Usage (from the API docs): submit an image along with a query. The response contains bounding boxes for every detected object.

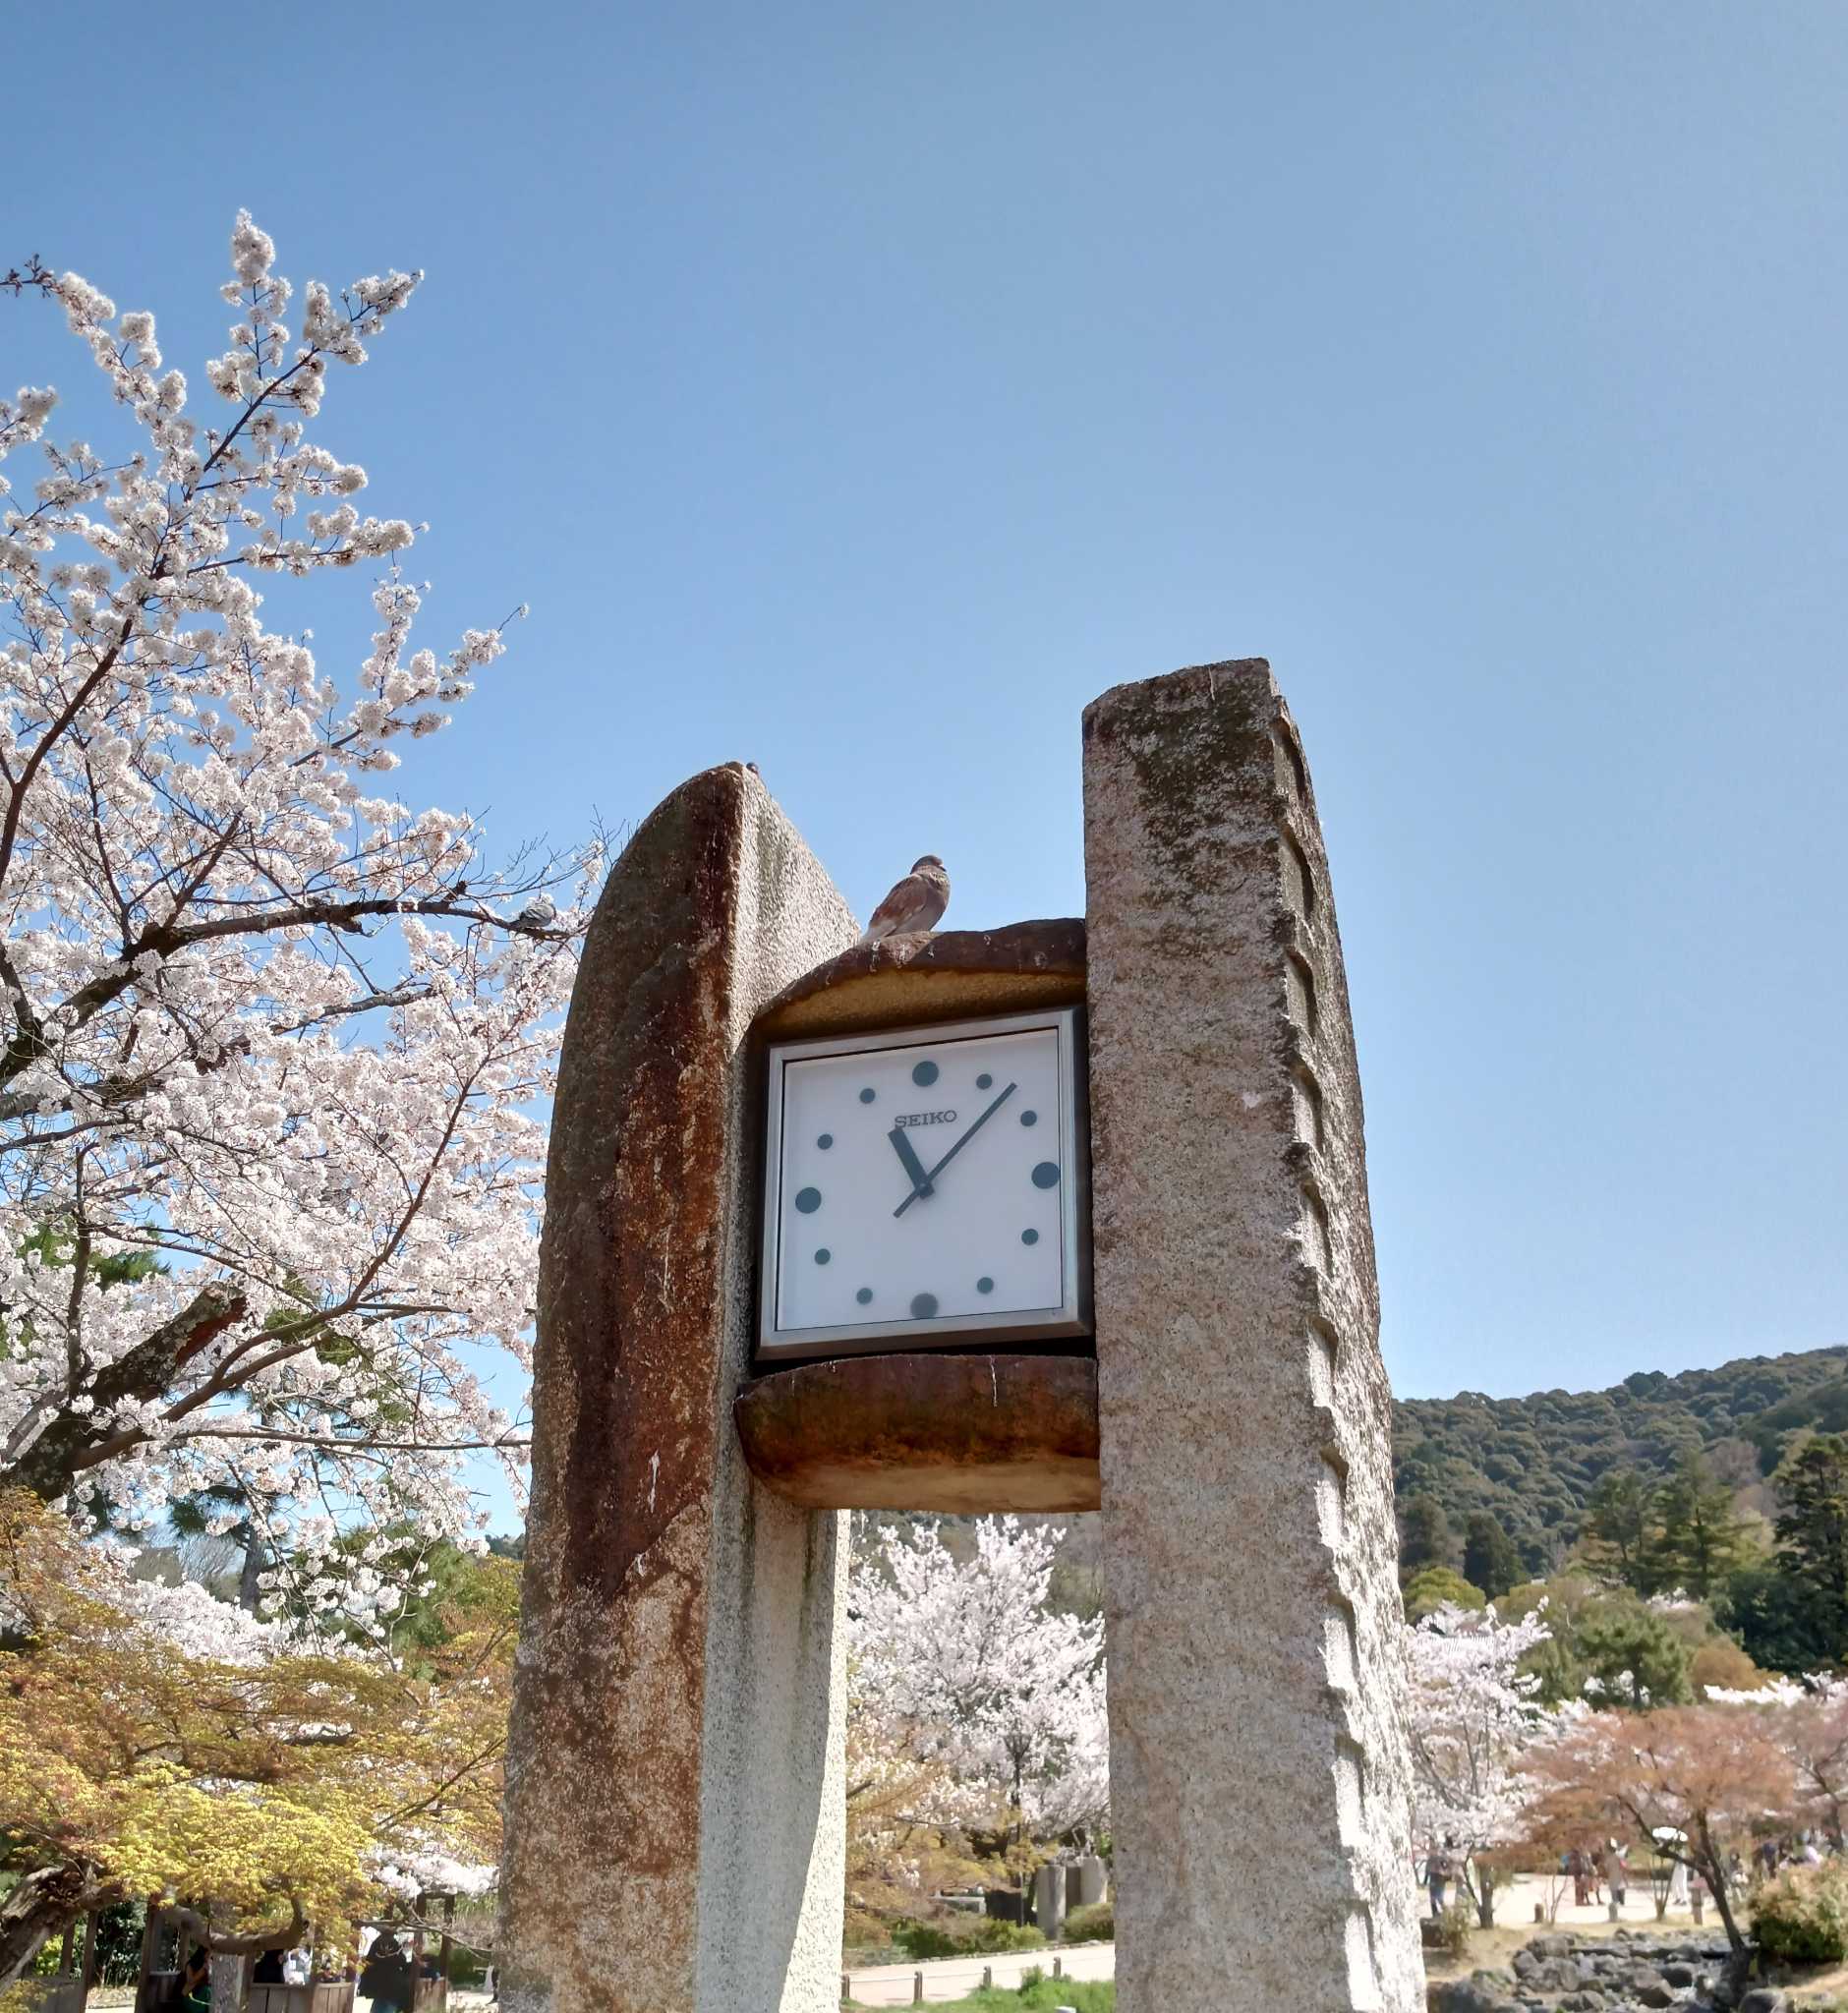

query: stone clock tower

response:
[499,659,1422,2013]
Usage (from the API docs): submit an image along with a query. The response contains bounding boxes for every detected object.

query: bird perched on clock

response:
[857,855,950,945]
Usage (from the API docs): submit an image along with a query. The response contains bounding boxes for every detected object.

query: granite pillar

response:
[499,765,859,2013]
[1081,661,1421,2011]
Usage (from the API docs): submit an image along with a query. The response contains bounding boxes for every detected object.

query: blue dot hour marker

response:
[817,1132,833,1150]
[1031,1161,1061,1189]
[1021,1228,1039,1245]
[859,1087,876,1104]
[910,1292,938,1319]
[977,1277,994,1294]
[912,1060,939,1087]
[1020,1110,1038,1127]
[976,1072,993,1090]
[855,1287,873,1305]
[815,1247,831,1265]
[794,1186,822,1213]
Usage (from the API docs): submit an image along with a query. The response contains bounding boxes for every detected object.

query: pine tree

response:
[1463,1511,1524,1599]
[1400,1494,1456,1579]
[1772,1435,1848,1660]
[1653,1456,1756,1598]
[1575,1605,1693,1709]
[1582,1470,1658,1593]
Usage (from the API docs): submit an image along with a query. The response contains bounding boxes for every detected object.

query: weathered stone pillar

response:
[1082,661,1421,2011]
[500,765,859,2013]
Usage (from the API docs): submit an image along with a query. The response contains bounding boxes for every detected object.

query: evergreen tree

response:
[1463,1511,1523,1599]
[1403,1565,1486,1622]
[1575,1605,1693,1709]
[1653,1456,1756,1598]
[1582,1469,1658,1593]
[1400,1494,1456,1579]
[1719,1562,1837,1677]
[1772,1435,1848,1660]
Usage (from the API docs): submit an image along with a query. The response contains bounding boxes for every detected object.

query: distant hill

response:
[1393,1345,1848,1576]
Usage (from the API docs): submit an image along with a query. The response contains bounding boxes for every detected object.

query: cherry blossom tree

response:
[848,1517,1109,1894]
[1709,1675,1848,1846]
[1528,1703,1797,1994]
[1406,1600,1568,1927]
[0,216,593,1625]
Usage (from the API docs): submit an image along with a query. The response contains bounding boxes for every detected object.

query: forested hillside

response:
[1394,1345,1848,1576]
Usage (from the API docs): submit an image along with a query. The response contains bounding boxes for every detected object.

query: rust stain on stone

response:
[504,765,755,2011]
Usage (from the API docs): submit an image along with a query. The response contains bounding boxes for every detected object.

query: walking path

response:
[845,1873,1718,2006]
[1489,1869,1714,1933]
[844,1939,1114,2006]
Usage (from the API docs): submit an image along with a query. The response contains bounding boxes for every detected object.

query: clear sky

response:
[10,1,1846,1438]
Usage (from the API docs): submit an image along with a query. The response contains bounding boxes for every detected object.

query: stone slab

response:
[1082,661,1421,2012]
[756,919,1085,1039]
[499,764,859,2013]
[734,1352,1101,1512]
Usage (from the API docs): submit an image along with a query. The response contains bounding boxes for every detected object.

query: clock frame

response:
[756,1006,1092,1361]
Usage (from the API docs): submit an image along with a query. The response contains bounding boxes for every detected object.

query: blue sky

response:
[11,2,1846,1474]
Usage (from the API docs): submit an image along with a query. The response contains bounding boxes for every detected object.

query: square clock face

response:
[758,1006,1090,1359]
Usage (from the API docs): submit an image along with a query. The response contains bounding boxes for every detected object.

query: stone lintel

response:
[755,919,1084,1040]
[734,1352,1100,1513]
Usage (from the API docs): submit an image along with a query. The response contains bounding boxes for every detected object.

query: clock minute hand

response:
[887,1125,935,1201]
[894,1080,1017,1218]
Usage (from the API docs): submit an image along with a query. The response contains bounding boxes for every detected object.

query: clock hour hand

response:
[888,1125,935,1201]
[894,1080,1017,1218]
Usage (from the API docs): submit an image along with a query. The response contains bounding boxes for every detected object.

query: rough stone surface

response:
[1082,661,1422,2011]
[756,919,1085,1038]
[734,1351,1101,1511]
[499,764,859,2013]
[1441,1930,1738,2012]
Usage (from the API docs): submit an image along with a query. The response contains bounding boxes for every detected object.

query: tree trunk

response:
[238,1536,264,1614]
[0,1865,95,1986]
[1469,1861,1496,1928]
[1696,1827,1753,2008]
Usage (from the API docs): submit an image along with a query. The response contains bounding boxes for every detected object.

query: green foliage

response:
[1394,1347,1848,1574]
[1502,1576,1714,1706]
[1434,1898,1475,1960]
[1462,1511,1523,1598]
[1772,1435,1848,1660]
[1574,1603,1693,1707]
[1751,1862,1848,1965]
[1065,1902,1113,1943]
[1403,1565,1486,1621]
[1654,1458,1757,1597]
[849,1982,1114,2013]
[893,1919,1046,1960]
[1720,1561,1839,1676]
[1400,1494,1456,1577]
[1583,1470,1659,1591]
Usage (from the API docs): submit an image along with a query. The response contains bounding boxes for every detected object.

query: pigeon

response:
[857,855,950,946]
[511,892,556,930]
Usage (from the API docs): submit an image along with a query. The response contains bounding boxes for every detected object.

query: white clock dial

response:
[771,1022,1069,1337]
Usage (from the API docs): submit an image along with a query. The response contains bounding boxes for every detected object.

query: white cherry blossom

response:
[849,1517,1110,1847]
[0,216,594,1632]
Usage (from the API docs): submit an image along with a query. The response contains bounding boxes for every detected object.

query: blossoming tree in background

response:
[0,218,594,1629]
[848,1517,1108,1915]
[1527,1701,1796,1996]
[1406,1599,1567,1926]
[0,1490,517,1983]
[1708,1675,1848,1846]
